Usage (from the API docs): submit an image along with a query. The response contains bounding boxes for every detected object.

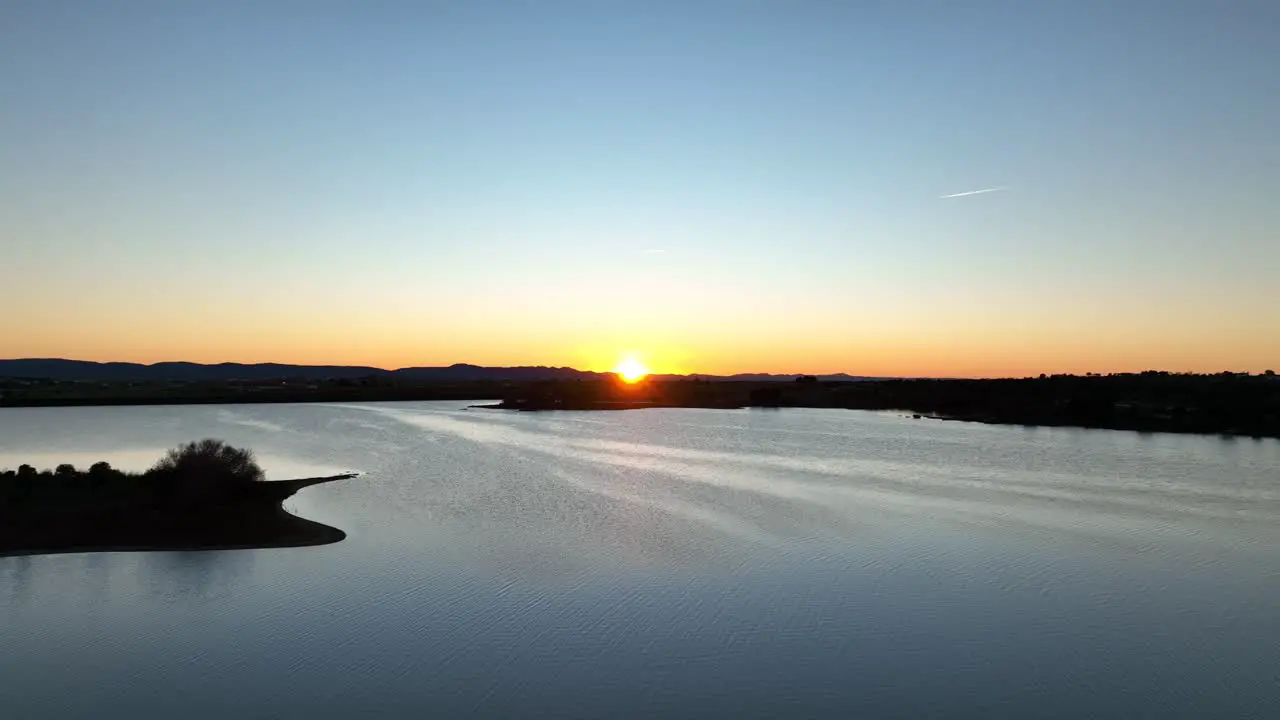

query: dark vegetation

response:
[0,440,356,557]
[487,376,746,411]
[492,371,1280,438]
[3,363,1276,438]
[0,376,517,407]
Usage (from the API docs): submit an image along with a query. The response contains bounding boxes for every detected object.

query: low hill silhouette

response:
[0,358,880,383]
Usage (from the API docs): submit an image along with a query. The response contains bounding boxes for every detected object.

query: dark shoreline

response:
[0,380,509,409]
[3,373,1277,439]
[0,516,346,559]
[0,474,356,559]
[482,401,1280,439]
[894,411,1279,438]
[484,374,1280,439]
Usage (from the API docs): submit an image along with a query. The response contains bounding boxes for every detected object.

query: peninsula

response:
[0,439,357,558]
[489,372,1280,439]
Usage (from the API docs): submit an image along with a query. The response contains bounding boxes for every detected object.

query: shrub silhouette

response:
[151,438,264,482]
[149,439,265,502]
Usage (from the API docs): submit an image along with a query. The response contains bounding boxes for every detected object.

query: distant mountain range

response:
[0,359,880,383]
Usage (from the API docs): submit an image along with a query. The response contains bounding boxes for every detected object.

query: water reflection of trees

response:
[143,549,256,603]
[0,555,34,608]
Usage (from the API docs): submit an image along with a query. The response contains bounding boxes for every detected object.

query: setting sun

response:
[613,357,650,383]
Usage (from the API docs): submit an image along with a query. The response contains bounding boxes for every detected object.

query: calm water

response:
[1,402,1278,718]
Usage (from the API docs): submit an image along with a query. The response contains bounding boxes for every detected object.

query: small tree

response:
[1265,369,1276,377]
[151,439,264,484]
[55,463,78,478]
[149,439,265,503]
[17,464,37,480]
[89,461,114,475]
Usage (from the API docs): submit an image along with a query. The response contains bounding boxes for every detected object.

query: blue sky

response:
[2,1,1277,375]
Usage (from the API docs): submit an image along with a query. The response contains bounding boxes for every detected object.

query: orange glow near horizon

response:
[613,356,650,383]
[7,339,1280,380]
[4,324,1278,380]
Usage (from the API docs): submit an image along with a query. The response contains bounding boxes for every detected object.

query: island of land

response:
[0,439,356,558]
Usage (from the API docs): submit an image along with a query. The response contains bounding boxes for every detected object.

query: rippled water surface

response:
[2,402,1278,718]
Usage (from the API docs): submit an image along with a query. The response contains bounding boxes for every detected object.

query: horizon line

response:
[0,357,881,377]
[1,357,1272,380]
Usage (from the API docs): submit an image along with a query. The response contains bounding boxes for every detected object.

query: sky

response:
[2,1,1277,377]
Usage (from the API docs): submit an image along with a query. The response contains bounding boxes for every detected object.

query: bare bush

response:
[150,439,265,487]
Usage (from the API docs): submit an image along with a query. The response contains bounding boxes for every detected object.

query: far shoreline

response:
[475,373,1280,440]
[3,373,1277,440]
[474,401,1280,440]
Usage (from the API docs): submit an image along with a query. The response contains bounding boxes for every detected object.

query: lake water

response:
[1,402,1278,718]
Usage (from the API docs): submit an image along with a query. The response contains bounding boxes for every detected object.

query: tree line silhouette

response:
[1,440,353,557]
[496,371,1280,438]
[1,439,266,509]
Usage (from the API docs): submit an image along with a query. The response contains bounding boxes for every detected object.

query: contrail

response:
[940,186,1008,199]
